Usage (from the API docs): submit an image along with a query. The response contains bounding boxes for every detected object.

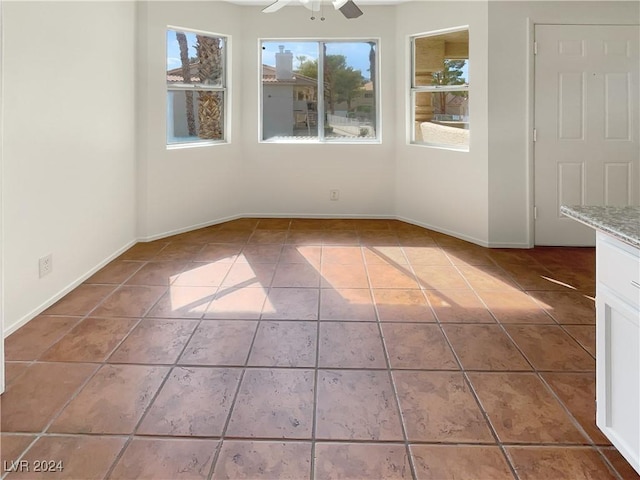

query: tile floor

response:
[1,218,638,480]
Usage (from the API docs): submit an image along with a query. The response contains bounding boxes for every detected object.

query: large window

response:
[411,28,469,150]
[261,40,379,143]
[166,28,227,146]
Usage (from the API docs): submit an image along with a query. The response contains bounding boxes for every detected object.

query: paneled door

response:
[534,25,639,246]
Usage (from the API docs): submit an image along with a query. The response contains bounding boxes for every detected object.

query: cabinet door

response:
[596,287,640,474]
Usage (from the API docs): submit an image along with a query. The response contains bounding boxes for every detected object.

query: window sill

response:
[166,140,228,150]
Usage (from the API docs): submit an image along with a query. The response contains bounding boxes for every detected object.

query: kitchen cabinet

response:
[595,231,640,474]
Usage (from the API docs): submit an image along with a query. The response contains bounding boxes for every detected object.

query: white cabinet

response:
[596,231,640,474]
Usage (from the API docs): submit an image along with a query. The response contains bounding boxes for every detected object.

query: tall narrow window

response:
[166,28,227,146]
[411,28,469,150]
[261,40,379,143]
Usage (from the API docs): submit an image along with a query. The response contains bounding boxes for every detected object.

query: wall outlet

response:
[330,189,340,201]
[39,254,52,278]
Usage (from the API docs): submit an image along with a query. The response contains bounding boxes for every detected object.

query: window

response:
[261,40,378,143]
[411,28,469,150]
[166,28,227,146]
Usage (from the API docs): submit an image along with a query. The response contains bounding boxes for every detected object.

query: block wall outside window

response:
[411,27,469,150]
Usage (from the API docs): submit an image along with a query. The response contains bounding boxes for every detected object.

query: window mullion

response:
[317,41,325,142]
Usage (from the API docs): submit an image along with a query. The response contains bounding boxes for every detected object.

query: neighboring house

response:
[262,47,318,138]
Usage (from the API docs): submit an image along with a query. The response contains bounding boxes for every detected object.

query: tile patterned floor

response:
[1,218,638,479]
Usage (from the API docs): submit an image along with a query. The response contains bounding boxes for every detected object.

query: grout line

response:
[432,301,520,480]
[309,247,323,480]
[102,255,209,479]
[362,246,419,480]
[206,277,263,480]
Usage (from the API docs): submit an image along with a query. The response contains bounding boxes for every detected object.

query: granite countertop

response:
[560,205,640,249]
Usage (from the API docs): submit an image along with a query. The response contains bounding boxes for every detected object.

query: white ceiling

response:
[221,0,412,5]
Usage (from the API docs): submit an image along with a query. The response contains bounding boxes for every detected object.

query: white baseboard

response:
[3,239,137,338]
[138,214,244,242]
[396,215,490,248]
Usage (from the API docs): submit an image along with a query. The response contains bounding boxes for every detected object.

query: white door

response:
[534,24,640,246]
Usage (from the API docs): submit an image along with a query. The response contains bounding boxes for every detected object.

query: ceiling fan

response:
[263,0,364,19]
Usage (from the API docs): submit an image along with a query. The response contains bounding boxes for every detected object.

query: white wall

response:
[1,0,5,391]
[2,1,137,334]
[487,1,640,247]
[136,1,245,240]
[395,1,490,246]
[237,5,397,219]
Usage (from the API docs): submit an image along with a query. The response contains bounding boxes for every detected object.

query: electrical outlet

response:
[330,189,340,201]
[39,254,52,278]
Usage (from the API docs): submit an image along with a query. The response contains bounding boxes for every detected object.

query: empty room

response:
[0,0,638,479]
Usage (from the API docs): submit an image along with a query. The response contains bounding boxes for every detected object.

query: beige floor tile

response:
[262,288,319,320]
[469,372,589,444]
[319,322,386,369]
[505,325,595,371]
[6,435,126,480]
[226,369,315,439]
[44,284,117,316]
[394,371,493,443]
[319,288,375,321]
[109,438,218,479]
[1,363,98,432]
[4,316,81,361]
[108,318,198,364]
[316,370,404,441]
[213,441,312,479]
[443,324,531,371]
[411,445,513,480]
[49,364,168,434]
[138,367,241,436]
[383,324,458,370]
[179,321,257,366]
[248,321,317,367]
[425,289,496,323]
[41,317,137,363]
[506,446,617,480]
[373,289,435,322]
[91,285,167,318]
[315,443,411,480]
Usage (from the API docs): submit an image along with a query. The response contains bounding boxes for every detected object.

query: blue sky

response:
[167,32,468,83]
[167,30,199,71]
[262,41,374,81]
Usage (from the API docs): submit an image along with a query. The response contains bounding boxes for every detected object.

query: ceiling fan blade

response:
[262,0,293,13]
[333,0,363,18]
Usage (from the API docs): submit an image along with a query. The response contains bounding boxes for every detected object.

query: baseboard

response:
[3,239,137,338]
[138,214,244,242]
[395,215,490,248]
[138,213,397,242]
[242,212,397,220]
[486,241,533,249]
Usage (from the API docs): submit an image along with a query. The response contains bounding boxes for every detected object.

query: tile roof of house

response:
[261,65,317,86]
[166,62,317,86]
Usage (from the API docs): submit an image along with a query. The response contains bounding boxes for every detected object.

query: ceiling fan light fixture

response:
[334,0,363,18]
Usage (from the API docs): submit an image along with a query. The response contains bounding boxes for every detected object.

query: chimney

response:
[275,45,294,81]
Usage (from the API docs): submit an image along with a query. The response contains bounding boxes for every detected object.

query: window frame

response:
[410,26,469,151]
[166,26,229,148]
[259,38,381,145]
